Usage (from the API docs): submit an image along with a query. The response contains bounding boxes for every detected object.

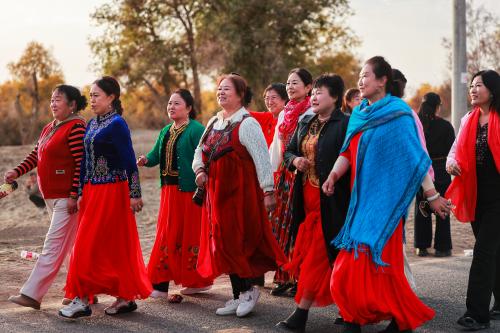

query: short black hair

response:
[313,74,345,109]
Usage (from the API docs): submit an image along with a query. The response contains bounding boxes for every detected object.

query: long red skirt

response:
[65,182,152,301]
[284,181,333,307]
[147,185,213,288]
[197,147,287,280]
[330,222,435,330]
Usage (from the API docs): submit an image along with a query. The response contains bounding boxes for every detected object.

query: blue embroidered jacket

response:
[79,111,141,198]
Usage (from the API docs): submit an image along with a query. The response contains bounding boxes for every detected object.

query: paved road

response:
[0,256,497,332]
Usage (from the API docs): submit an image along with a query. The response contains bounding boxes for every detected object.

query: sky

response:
[0,0,498,94]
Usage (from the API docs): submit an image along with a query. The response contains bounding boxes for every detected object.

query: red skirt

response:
[147,185,213,288]
[197,150,287,280]
[330,222,435,330]
[284,181,333,307]
[65,181,152,301]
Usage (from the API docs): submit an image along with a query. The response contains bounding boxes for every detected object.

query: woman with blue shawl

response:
[322,57,443,333]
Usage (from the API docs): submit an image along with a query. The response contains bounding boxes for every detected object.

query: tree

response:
[91,0,360,114]
[7,42,63,143]
[200,0,360,109]
[443,2,500,75]
[90,0,210,112]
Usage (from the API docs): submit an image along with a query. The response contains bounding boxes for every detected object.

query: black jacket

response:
[283,109,351,263]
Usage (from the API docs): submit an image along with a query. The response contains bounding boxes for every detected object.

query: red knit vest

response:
[37,119,84,199]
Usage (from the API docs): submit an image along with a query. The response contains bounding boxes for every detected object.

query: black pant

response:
[229,274,252,300]
[465,196,500,323]
[414,177,452,251]
[153,281,169,292]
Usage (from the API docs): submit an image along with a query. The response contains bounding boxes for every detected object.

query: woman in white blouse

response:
[192,73,287,318]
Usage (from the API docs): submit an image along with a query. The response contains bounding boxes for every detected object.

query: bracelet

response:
[426,193,440,202]
[264,191,274,197]
[69,194,78,200]
[195,168,206,176]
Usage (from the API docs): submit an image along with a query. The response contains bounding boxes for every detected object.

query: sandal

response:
[168,294,183,303]
[104,300,137,315]
[457,316,490,330]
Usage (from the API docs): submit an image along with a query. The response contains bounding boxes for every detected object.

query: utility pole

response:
[452,0,467,132]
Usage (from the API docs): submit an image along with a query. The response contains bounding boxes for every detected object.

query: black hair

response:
[471,70,500,113]
[313,74,345,110]
[365,56,399,97]
[391,68,407,98]
[217,73,253,107]
[173,88,196,119]
[342,88,360,114]
[93,76,123,115]
[263,83,289,104]
[418,92,441,135]
[54,84,88,113]
[288,68,313,96]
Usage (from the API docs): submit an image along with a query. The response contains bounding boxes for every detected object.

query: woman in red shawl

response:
[268,68,313,296]
[446,70,500,331]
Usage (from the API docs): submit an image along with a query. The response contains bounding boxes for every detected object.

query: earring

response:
[108,104,113,111]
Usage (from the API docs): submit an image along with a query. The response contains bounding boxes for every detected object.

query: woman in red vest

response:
[3,85,86,310]
[193,73,286,318]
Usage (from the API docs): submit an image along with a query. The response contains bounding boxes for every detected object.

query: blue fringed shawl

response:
[333,94,431,266]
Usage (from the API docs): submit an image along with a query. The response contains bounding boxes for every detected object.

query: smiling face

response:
[286,73,311,102]
[167,93,190,122]
[347,92,361,110]
[89,84,115,116]
[358,64,387,100]
[50,90,74,121]
[217,78,242,111]
[469,75,491,108]
[264,89,286,116]
[311,86,336,116]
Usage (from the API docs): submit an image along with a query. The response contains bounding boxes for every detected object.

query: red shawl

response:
[278,96,311,145]
[446,107,500,222]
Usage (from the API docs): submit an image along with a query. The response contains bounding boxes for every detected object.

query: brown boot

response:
[8,294,40,310]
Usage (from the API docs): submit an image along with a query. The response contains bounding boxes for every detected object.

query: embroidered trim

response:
[129,171,141,198]
[162,122,188,177]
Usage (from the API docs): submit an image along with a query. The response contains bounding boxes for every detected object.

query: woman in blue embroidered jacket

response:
[60,76,152,319]
[322,57,449,332]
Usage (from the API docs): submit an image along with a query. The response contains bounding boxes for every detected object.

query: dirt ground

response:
[0,129,476,311]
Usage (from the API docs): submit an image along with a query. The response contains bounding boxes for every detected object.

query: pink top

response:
[412,110,435,180]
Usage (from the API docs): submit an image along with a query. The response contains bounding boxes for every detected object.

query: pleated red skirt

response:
[147,185,213,288]
[284,181,333,307]
[65,181,152,301]
[330,222,435,330]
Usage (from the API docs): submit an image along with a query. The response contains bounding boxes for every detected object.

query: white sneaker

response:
[150,290,168,299]
[180,286,212,295]
[236,287,260,317]
[59,297,92,318]
[215,298,241,316]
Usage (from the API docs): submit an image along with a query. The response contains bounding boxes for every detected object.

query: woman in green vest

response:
[137,89,212,302]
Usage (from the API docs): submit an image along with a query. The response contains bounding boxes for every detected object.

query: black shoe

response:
[271,283,292,296]
[415,248,429,257]
[457,315,490,330]
[334,316,345,325]
[434,250,452,257]
[287,283,297,297]
[343,322,361,333]
[379,319,413,332]
[490,307,500,320]
[275,308,308,333]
